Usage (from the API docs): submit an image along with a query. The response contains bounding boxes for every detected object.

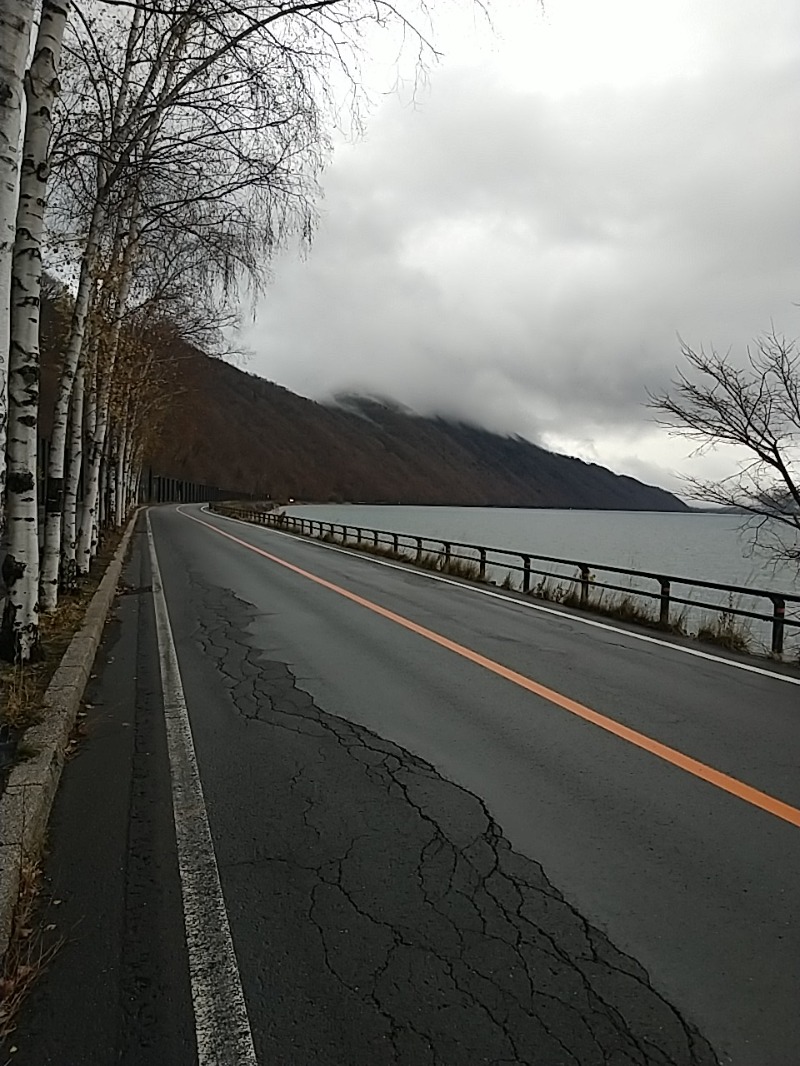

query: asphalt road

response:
[10,504,800,1065]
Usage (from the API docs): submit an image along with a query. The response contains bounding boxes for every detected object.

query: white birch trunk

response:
[84,211,140,540]
[39,4,152,605]
[78,352,119,570]
[76,361,107,575]
[62,318,97,575]
[122,431,136,517]
[128,457,139,514]
[115,421,129,525]
[75,360,97,576]
[1,0,67,662]
[40,3,162,603]
[39,194,103,609]
[0,0,36,541]
[97,456,106,539]
[108,436,118,528]
[98,433,110,543]
[60,359,84,591]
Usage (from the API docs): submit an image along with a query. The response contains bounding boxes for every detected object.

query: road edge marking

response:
[179,507,800,830]
[147,511,259,1065]
[195,505,800,689]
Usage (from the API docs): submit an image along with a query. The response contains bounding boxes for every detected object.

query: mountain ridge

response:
[34,296,685,511]
[143,349,687,511]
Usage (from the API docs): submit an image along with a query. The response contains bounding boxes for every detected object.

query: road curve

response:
[13,503,800,1065]
[146,503,800,1065]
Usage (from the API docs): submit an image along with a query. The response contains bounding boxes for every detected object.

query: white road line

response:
[147,512,258,1066]
[189,504,800,689]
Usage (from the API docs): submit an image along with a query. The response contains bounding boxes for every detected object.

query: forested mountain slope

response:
[39,305,685,509]
[144,348,684,510]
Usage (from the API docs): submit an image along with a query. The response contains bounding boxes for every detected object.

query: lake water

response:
[286,505,800,650]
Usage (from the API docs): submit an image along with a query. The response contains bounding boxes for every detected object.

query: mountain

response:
[36,297,685,510]
[140,348,686,510]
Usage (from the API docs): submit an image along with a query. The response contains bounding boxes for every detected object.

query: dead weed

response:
[0,858,63,1042]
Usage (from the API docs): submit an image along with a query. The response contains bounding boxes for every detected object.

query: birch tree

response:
[0,0,36,541]
[53,2,322,582]
[41,4,162,609]
[60,356,84,590]
[1,1,69,661]
[37,0,482,607]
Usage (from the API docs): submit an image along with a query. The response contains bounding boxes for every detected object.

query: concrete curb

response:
[0,511,140,959]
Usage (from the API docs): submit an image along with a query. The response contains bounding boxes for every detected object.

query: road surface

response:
[9,504,800,1065]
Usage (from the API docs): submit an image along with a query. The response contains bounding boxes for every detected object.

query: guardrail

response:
[138,467,257,505]
[213,506,800,656]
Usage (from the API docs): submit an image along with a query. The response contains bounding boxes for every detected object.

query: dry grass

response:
[441,556,483,581]
[528,575,692,635]
[415,551,483,581]
[302,526,486,582]
[696,610,751,653]
[588,589,657,628]
[530,575,572,603]
[0,858,63,1042]
[0,529,124,735]
[0,668,40,733]
[345,539,412,564]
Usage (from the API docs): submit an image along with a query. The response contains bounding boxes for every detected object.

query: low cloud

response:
[242,4,800,493]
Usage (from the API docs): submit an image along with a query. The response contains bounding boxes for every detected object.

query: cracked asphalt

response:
[193,577,714,1066]
[10,506,800,1064]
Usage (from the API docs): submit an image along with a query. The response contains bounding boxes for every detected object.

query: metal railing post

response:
[416,537,422,562]
[579,565,591,607]
[771,596,785,655]
[659,579,671,628]
[522,555,531,593]
[479,548,487,581]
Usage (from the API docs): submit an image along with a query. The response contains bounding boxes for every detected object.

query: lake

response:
[285,505,800,650]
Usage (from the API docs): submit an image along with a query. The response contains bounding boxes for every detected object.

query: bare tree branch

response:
[649,332,800,570]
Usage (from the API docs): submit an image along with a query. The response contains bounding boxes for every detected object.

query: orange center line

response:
[178,508,800,831]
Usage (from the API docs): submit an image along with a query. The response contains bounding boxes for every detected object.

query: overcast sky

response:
[240,0,800,495]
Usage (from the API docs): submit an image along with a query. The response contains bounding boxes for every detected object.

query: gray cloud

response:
[241,3,800,492]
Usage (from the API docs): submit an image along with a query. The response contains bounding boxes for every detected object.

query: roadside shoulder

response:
[0,512,140,959]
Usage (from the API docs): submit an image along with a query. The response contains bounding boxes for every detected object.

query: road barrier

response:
[138,469,256,505]
[212,506,800,657]
[35,439,256,510]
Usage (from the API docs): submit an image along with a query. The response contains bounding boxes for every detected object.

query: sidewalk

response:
[3,522,196,1064]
